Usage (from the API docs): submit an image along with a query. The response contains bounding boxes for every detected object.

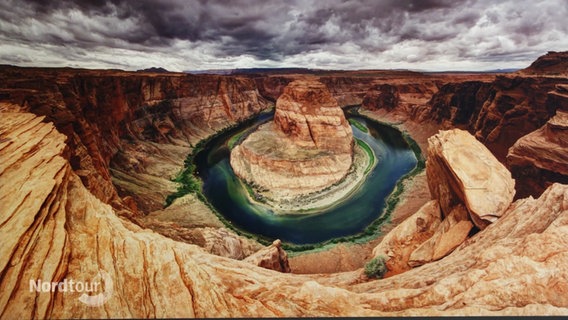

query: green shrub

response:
[364,256,388,279]
[348,118,369,133]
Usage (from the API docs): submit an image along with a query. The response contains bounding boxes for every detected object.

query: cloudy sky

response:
[0,0,566,71]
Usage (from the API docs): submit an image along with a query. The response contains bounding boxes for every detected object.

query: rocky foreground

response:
[230,79,354,201]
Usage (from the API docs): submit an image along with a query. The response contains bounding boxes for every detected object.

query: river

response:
[194,111,417,245]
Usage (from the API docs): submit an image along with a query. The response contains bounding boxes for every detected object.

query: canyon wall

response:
[519,51,568,76]
[425,78,568,198]
[420,76,567,160]
[507,110,568,198]
[254,71,442,112]
[2,112,567,318]
[0,66,271,210]
[415,52,568,165]
[372,54,568,198]
[0,66,272,259]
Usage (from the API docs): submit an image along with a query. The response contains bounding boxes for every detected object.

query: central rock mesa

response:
[230,80,354,201]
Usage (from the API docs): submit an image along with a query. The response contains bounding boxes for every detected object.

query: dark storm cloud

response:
[0,0,463,57]
[0,0,566,70]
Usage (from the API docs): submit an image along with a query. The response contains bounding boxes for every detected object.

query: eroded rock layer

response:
[507,111,568,198]
[2,52,568,317]
[2,112,568,317]
[230,80,354,199]
[373,129,516,272]
[0,66,273,260]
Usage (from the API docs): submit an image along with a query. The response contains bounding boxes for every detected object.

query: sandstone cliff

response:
[519,51,568,76]
[0,66,271,209]
[230,80,354,200]
[423,76,568,160]
[507,111,568,198]
[361,84,400,111]
[425,81,493,127]
[0,66,273,259]
[421,52,568,163]
[415,57,567,200]
[2,113,568,317]
[273,80,353,153]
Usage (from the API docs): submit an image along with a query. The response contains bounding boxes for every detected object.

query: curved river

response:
[194,111,417,245]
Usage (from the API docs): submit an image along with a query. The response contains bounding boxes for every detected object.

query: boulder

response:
[244,239,291,273]
[372,200,441,275]
[426,129,516,229]
[409,205,472,267]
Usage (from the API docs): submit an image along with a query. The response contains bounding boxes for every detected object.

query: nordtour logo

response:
[30,270,113,307]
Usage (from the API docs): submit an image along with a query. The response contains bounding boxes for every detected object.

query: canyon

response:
[0,51,567,317]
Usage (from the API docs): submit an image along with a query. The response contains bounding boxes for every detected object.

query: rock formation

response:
[427,129,516,228]
[273,80,353,153]
[422,52,568,161]
[519,51,568,76]
[230,80,354,200]
[425,81,493,127]
[373,129,516,271]
[507,111,568,198]
[361,84,400,111]
[244,240,291,273]
[2,52,568,317]
[0,66,273,260]
[372,200,442,276]
[2,112,568,317]
[408,205,473,267]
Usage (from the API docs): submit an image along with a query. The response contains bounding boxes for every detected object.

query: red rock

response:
[507,111,568,198]
[231,79,354,200]
[361,84,400,111]
[519,51,568,76]
[273,80,353,153]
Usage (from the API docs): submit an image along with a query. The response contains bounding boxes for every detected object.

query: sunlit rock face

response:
[426,129,516,229]
[230,80,354,199]
[273,80,354,153]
